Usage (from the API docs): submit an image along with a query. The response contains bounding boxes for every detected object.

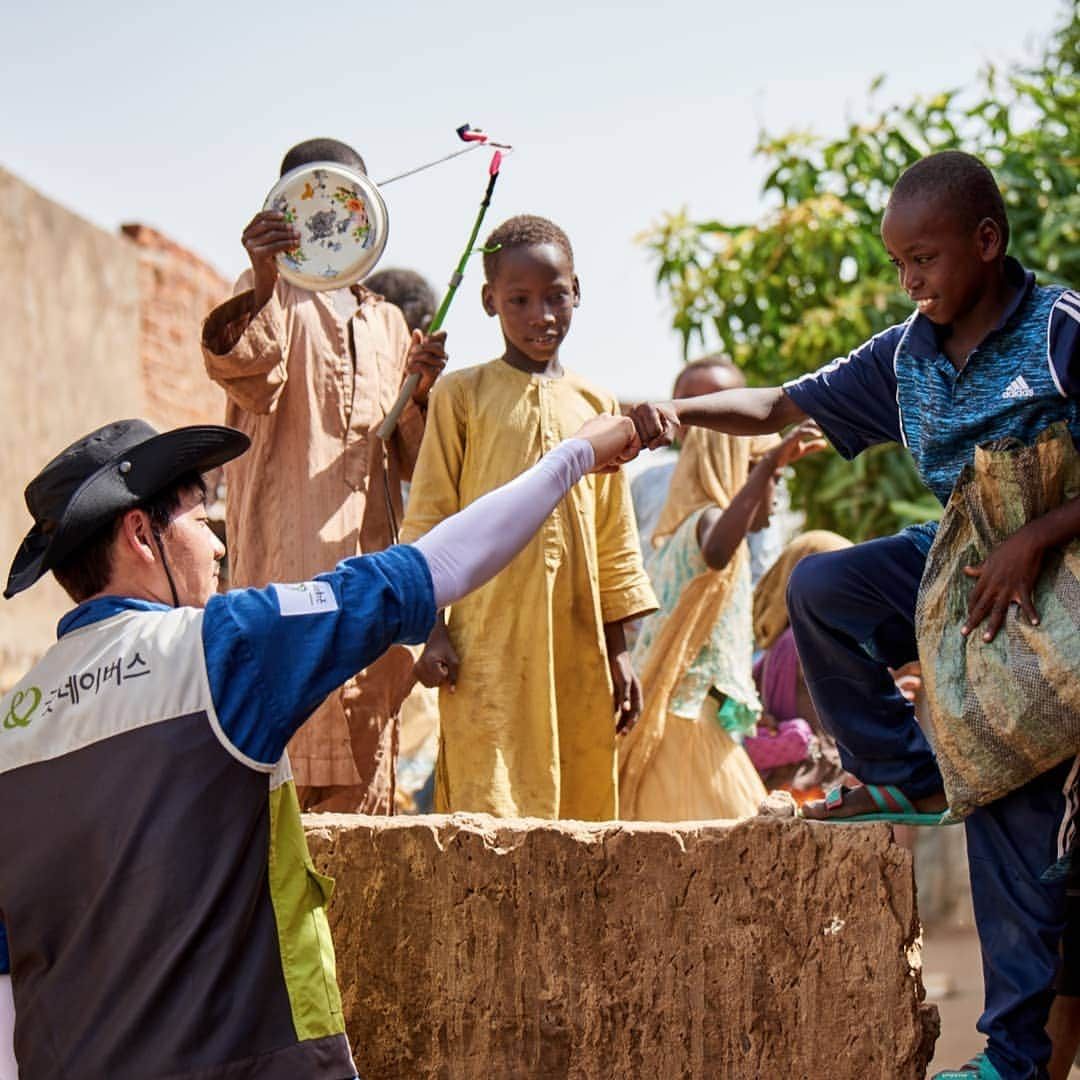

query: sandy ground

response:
[923,926,1080,1077]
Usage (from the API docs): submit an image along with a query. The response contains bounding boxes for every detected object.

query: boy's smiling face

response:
[482,242,580,370]
[880,195,1003,328]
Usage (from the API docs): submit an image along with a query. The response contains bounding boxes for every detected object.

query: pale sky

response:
[4,0,1065,400]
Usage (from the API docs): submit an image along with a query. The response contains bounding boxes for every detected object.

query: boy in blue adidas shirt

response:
[631,151,1080,1079]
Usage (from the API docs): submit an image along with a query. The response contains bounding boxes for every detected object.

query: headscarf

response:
[752,530,852,650]
[619,427,778,810]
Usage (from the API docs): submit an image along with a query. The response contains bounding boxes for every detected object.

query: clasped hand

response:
[414,620,458,690]
[627,401,681,450]
[572,414,643,473]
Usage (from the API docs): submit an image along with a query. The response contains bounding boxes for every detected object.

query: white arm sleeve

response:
[0,976,16,1080]
[413,437,595,609]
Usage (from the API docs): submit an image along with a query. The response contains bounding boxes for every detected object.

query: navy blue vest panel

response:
[0,712,306,1078]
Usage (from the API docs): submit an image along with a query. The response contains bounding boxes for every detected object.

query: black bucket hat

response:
[5,419,250,599]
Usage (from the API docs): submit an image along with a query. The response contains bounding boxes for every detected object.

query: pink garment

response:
[747,628,812,770]
[743,717,814,772]
[751,626,845,796]
[754,626,800,721]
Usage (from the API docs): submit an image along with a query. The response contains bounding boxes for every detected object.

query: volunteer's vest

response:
[895,283,1080,506]
[0,607,354,1079]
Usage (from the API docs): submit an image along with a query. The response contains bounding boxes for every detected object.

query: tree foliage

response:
[644,4,1079,541]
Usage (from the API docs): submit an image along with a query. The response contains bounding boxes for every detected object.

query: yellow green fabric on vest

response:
[268,779,345,1040]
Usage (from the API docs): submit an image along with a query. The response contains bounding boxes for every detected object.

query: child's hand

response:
[628,401,680,450]
[413,621,459,690]
[573,414,640,472]
[406,329,448,407]
[772,421,828,469]
[610,651,643,734]
[889,661,923,703]
[960,523,1047,642]
[242,211,301,309]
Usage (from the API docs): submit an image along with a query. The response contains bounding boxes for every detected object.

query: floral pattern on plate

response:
[263,163,388,291]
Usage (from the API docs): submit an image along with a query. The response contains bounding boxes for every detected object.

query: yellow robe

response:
[400,360,657,819]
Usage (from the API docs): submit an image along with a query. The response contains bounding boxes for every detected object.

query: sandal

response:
[797,783,957,826]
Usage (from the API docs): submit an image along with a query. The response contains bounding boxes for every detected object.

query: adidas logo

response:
[1001,375,1034,400]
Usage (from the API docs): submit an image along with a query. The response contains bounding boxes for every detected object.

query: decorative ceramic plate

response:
[262,162,389,291]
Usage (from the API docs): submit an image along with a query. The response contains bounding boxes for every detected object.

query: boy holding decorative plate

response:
[202,137,447,815]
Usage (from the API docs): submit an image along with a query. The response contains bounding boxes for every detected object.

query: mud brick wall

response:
[120,223,227,432]
[304,814,939,1080]
[0,168,144,686]
[0,168,230,687]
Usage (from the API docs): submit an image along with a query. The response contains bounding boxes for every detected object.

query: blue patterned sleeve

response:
[0,921,8,974]
[783,324,908,459]
[201,545,436,767]
[1049,290,1080,397]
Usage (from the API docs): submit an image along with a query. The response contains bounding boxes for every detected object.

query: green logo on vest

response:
[4,686,41,730]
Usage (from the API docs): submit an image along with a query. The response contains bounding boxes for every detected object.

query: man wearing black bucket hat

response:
[0,411,640,1078]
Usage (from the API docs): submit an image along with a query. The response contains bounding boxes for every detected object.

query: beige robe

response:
[400,360,657,819]
[202,271,425,810]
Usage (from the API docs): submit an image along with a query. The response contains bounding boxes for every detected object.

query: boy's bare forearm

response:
[602,618,629,656]
[1027,495,1080,552]
[697,453,778,571]
[674,387,805,433]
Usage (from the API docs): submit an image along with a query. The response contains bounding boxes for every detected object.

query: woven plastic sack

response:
[915,422,1080,820]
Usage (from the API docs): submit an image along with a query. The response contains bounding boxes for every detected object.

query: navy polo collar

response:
[905,257,1034,360]
[58,595,172,638]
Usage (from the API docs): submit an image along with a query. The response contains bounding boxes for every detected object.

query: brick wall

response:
[120,223,228,432]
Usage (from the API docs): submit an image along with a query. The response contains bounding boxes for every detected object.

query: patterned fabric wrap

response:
[629,507,760,733]
[916,422,1080,819]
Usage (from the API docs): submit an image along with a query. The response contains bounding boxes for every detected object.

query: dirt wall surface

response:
[0,169,229,688]
[304,814,939,1079]
[0,168,144,685]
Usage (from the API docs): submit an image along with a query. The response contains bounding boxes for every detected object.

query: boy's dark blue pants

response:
[788,532,1076,1079]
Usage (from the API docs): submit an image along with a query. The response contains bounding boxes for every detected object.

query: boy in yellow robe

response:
[400,215,657,819]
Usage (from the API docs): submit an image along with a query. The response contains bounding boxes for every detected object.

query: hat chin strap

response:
[151,528,180,609]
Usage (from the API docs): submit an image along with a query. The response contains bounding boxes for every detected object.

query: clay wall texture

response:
[120,223,228,432]
[305,814,939,1079]
[0,168,228,687]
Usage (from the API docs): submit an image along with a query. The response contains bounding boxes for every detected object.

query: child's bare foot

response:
[800,784,948,821]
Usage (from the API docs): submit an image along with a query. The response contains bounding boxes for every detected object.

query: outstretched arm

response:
[204,415,638,767]
[414,414,638,609]
[631,387,806,449]
[697,421,827,571]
